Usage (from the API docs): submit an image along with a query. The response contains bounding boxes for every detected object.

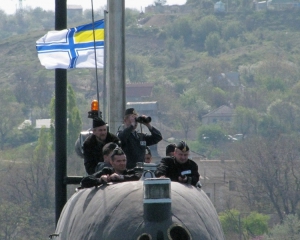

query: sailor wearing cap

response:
[83,117,120,174]
[117,108,162,169]
[155,141,200,186]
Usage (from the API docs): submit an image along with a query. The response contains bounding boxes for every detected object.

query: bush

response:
[263,214,300,240]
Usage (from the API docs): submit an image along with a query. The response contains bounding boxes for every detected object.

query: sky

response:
[1,0,187,15]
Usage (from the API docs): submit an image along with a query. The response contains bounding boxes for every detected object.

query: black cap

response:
[93,117,106,128]
[124,108,138,116]
[145,146,151,156]
[103,142,118,155]
[176,141,189,152]
[111,147,125,159]
[166,143,176,156]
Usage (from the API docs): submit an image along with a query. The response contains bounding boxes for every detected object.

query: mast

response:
[107,0,126,133]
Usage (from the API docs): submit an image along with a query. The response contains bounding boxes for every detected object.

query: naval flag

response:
[36,19,104,69]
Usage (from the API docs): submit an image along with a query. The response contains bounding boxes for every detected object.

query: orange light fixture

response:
[91,100,99,111]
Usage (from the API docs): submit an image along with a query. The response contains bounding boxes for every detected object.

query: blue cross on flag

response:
[36,19,104,69]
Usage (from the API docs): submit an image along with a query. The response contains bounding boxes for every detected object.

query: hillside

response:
[1,7,300,239]
[1,8,300,137]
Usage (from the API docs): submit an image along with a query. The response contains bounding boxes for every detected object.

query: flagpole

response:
[55,0,67,226]
[90,0,101,118]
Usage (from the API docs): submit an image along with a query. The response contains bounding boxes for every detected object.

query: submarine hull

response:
[55,181,225,240]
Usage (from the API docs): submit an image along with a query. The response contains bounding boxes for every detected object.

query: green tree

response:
[0,201,29,240]
[243,211,269,237]
[192,15,220,51]
[125,8,139,27]
[171,89,200,140]
[258,114,283,138]
[267,99,300,134]
[222,21,243,40]
[165,37,185,68]
[13,66,35,108]
[197,124,228,148]
[264,214,300,240]
[31,127,54,209]
[219,210,269,239]
[209,87,227,108]
[263,77,286,92]
[0,88,23,150]
[231,136,300,221]
[67,84,82,156]
[219,209,241,235]
[205,32,221,56]
[0,128,55,239]
[233,106,259,137]
[126,55,146,82]
[166,17,192,46]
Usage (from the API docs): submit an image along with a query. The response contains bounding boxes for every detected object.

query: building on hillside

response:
[268,0,300,10]
[202,105,235,125]
[35,119,51,129]
[145,4,193,14]
[207,72,243,93]
[196,159,241,212]
[214,1,226,13]
[67,5,83,16]
[18,119,52,129]
[254,0,268,10]
[253,0,300,11]
[126,101,158,122]
[18,119,32,130]
[126,82,154,102]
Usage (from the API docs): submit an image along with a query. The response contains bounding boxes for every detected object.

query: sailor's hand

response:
[178,176,187,183]
[140,115,152,129]
[109,173,120,181]
[100,175,109,183]
[159,175,166,178]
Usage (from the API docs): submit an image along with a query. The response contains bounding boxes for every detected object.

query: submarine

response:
[52,167,225,240]
[49,0,225,239]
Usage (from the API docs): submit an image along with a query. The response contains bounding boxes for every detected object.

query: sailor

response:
[165,143,176,157]
[117,108,162,169]
[83,117,120,174]
[145,146,152,163]
[155,141,200,186]
[94,142,118,172]
[80,147,140,188]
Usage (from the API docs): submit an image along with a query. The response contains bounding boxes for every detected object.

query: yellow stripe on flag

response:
[74,29,104,43]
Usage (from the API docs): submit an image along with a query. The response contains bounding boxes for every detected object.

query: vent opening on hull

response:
[137,233,152,240]
[168,224,192,240]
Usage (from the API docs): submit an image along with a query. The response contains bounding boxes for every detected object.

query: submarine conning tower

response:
[143,178,171,222]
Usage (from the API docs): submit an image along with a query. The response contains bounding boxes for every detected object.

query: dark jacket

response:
[155,156,200,186]
[80,167,140,188]
[83,133,119,174]
[117,125,162,169]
